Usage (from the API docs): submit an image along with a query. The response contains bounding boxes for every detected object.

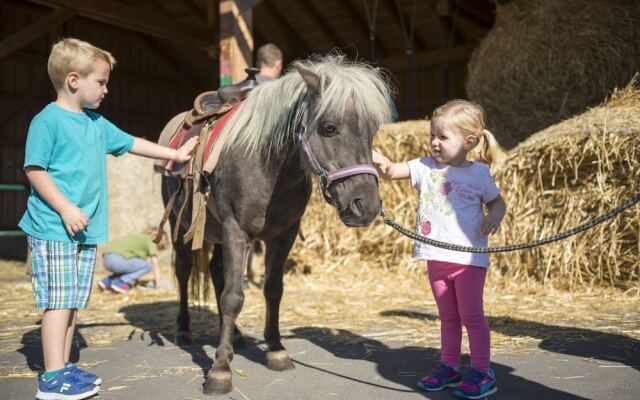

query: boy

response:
[19,38,197,400]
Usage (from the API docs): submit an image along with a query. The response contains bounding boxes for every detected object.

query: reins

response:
[380,192,640,253]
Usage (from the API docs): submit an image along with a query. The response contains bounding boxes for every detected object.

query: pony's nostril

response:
[350,198,365,217]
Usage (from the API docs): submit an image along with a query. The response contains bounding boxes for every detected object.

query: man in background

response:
[255,43,283,83]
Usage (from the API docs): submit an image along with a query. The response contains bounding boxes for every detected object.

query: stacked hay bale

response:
[106,153,167,243]
[491,80,640,289]
[466,0,640,148]
[290,82,639,290]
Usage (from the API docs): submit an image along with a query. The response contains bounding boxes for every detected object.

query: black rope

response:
[381,192,640,253]
[362,0,379,62]
[447,0,461,48]
[395,0,417,118]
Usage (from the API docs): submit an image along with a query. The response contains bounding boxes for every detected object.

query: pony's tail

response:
[476,129,506,167]
[189,243,212,307]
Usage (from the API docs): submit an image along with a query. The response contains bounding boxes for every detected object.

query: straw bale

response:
[491,79,640,289]
[290,81,639,290]
[106,153,168,243]
[466,0,640,148]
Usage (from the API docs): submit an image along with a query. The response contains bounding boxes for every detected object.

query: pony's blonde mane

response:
[220,54,393,158]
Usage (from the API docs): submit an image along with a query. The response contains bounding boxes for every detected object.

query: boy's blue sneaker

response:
[36,371,99,400]
[98,276,112,291]
[417,362,462,391]
[65,362,102,385]
[454,368,497,399]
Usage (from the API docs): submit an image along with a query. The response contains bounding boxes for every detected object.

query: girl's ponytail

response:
[477,128,503,166]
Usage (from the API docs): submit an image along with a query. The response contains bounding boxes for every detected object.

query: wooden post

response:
[219,0,254,86]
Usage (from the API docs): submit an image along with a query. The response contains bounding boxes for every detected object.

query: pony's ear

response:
[295,63,321,96]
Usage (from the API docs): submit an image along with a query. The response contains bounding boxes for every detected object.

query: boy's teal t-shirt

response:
[19,103,135,244]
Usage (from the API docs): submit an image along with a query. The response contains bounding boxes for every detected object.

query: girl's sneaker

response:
[110,278,131,294]
[454,368,497,399]
[36,371,99,400]
[417,362,462,391]
[65,362,102,385]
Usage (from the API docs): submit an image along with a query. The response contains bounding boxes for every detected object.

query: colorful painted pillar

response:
[219,0,254,86]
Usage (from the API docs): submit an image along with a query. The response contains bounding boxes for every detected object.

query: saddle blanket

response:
[161,103,240,176]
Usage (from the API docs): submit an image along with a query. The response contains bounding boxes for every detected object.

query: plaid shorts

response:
[27,235,97,309]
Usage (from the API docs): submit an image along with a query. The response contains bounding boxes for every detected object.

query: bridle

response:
[296,104,380,205]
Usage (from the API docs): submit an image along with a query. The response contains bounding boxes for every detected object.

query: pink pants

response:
[427,260,490,372]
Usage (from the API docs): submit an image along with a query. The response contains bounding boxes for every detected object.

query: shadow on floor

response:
[381,309,640,370]
[290,326,590,400]
[117,300,261,384]
[17,321,128,372]
[17,303,635,399]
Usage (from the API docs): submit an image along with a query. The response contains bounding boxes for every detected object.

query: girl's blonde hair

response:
[47,38,116,90]
[431,99,502,166]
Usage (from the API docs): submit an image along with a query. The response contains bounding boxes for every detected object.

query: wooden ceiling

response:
[17,0,495,67]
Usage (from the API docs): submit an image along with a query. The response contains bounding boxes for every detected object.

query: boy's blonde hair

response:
[431,99,502,166]
[47,38,116,90]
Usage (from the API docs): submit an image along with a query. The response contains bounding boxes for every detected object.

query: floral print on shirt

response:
[415,169,454,236]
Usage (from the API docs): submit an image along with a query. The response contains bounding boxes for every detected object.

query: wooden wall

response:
[0,2,214,255]
[391,60,468,120]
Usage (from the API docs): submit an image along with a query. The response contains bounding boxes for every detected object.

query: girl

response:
[372,99,506,399]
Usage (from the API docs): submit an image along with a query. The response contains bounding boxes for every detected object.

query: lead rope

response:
[380,193,640,253]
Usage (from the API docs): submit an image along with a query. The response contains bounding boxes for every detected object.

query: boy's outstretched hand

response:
[174,137,199,162]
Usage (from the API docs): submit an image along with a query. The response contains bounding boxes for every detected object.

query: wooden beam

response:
[460,0,495,26]
[24,0,215,52]
[10,50,192,88]
[150,0,191,20]
[457,8,493,31]
[297,0,346,49]
[262,0,312,56]
[382,0,426,52]
[341,0,387,58]
[379,45,474,69]
[0,7,75,59]
[219,0,254,85]
[184,0,208,25]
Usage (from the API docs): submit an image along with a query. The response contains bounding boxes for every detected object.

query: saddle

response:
[154,68,260,250]
[184,67,260,127]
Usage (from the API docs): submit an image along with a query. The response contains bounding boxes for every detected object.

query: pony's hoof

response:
[266,350,295,371]
[203,371,232,395]
[175,330,194,346]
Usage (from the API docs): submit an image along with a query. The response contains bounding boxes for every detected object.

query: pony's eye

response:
[321,122,338,136]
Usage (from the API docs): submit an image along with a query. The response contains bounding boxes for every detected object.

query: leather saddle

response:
[185,67,260,126]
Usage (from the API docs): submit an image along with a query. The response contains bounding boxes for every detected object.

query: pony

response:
[160,54,392,394]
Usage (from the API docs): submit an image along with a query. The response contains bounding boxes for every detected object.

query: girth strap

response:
[153,178,182,244]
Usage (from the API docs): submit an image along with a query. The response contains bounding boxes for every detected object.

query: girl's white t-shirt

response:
[407,156,500,268]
